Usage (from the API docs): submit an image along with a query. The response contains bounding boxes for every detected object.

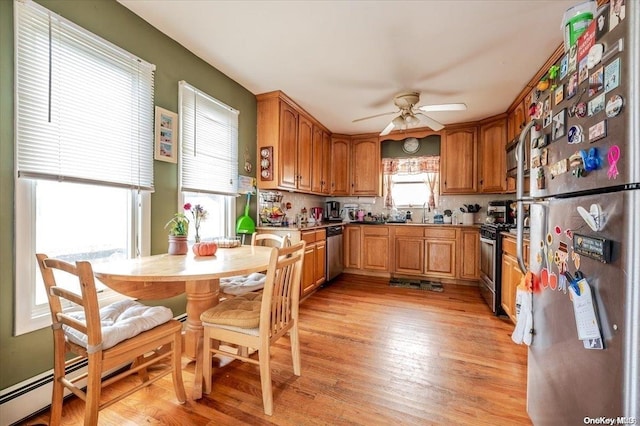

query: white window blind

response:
[179,81,239,196]
[15,0,155,190]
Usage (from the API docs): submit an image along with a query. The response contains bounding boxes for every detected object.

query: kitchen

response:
[1,1,638,425]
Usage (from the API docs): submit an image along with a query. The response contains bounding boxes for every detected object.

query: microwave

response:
[506,137,529,177]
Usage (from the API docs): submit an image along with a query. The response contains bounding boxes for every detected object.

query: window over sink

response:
[382,156,440,208]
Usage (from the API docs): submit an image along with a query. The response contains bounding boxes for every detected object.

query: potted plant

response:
[165,209,189,255]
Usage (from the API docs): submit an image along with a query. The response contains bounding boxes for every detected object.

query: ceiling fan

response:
[353,92,467,136]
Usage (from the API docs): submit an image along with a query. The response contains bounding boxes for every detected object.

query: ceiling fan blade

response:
[352,110,397,123]
[416,113,445,131]
[418,103,467,112]
[379,121,396,136]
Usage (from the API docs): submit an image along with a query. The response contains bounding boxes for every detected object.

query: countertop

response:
[257,221,482,231]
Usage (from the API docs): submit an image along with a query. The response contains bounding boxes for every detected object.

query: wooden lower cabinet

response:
[301,229,326,298]
[501,235,529,323]
[460,229,480,280]
[344,225,361,269]
[424,239,456,278]
[361,226,389,271]
[394,236,424,275]
[345,225,479,283]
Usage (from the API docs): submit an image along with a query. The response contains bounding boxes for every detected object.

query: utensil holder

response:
[462,213,474,225]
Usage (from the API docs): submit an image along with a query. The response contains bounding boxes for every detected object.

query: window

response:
[382,156,440,209]
[14,0,154,335]
[179,81,239,240]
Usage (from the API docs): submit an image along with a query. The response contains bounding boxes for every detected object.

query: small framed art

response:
[154,106,178,163]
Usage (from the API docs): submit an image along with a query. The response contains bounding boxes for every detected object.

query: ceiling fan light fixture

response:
[392,115,406,127]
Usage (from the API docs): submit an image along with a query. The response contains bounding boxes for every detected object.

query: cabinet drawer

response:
[362,226,389,236]
[424,228,456,239]
[314,229,326,241]
[301,231,317,244]
[503,237,516,256]
[394,227,422,237]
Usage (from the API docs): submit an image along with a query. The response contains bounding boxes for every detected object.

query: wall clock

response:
[402,137,420,154]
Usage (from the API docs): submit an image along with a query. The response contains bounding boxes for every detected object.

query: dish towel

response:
[511,271,536,346]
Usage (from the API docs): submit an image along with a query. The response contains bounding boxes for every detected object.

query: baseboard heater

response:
[0,313,187,426]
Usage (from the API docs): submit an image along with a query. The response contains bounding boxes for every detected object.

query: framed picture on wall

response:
[154,106,178,163]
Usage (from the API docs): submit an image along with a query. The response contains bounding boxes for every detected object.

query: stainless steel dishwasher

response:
[325,225,344,281]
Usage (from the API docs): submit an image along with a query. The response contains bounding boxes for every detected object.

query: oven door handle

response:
[480,237,495,246]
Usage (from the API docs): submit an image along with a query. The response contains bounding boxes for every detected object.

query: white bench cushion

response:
[63,300,173,350]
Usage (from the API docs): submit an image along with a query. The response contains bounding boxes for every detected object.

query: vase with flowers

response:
[184,203,207,243]
[165,210,189,255]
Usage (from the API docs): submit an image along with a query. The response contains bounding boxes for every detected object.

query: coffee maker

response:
[325,201,342,221]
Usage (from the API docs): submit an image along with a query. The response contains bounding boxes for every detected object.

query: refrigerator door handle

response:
[516,120,537,273]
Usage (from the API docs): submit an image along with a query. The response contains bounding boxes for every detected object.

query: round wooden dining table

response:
[92,245,274,399]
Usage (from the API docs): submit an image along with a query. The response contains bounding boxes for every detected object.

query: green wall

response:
[0,0,257,389]
[381,135,441,158]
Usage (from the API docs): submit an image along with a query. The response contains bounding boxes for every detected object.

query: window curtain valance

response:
[382,156,440,175]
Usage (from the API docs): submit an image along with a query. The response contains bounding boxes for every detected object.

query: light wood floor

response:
[23,274,531,425]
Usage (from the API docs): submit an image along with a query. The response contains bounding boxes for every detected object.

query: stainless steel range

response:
[479,222,514,315]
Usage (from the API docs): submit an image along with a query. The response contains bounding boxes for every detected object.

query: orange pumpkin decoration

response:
[192,242,217,257]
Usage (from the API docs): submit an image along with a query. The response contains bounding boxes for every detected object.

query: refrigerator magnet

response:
[587,93,605,116]
[588,66,604,96]
[554,85,564,106]
[588,120,607,143]
[552,109,566,141]
[605,94,624,117]
[586,44,604,70]
[567,125,583,144]
[604,58,621,93]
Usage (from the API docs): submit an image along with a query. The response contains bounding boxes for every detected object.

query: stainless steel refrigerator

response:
[513,2,640,424]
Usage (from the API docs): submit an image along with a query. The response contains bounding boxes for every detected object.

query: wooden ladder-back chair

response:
[36,254,186,426]
[200,241,306,415]
[219,232,290,297]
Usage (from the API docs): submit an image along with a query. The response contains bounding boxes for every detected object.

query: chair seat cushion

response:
[200,292,262,328]
[220,272,266,295]
[63,300,173,350]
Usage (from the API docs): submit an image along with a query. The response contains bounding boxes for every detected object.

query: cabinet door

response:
[331,137,350,195]
[315,240,326,286]
[508,101,526,143]
[311,125,324,193]
[479,118,507,193]
[297,114,313,192]
[351,137,380,196]
[301,243,316,297]
[441,127,477,194]
[344,226,361,269]
[459,229,480,280]
[321,131,331,194]
[362,235,389,271]
[501,253,521,323]
[279,102,298,189]
[394,237,424,275]
[424,239,456,278]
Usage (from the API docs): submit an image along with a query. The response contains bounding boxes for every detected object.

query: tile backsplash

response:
[258,189,515,225]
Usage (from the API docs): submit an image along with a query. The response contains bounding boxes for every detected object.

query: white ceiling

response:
[119,0,577,135]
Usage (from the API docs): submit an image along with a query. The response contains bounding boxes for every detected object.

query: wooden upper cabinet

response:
[279,101,298,189]
[297,114,313,192]
[331,136,350,196]
[257,91,331,194]
[479,117,507,193]
[321,131,331,194]
[311,125,324,193]
[351,136,381,196]
[507,101,526,143]
[440,126,478,194]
